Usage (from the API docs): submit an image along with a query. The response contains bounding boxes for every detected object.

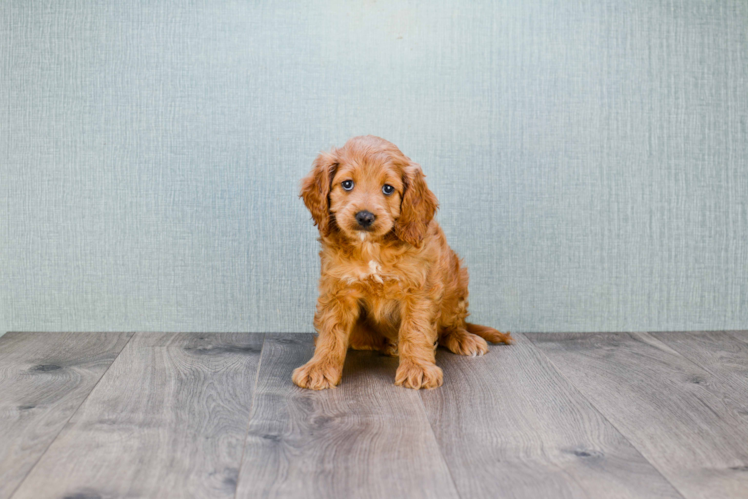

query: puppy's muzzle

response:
[355,210,376,229]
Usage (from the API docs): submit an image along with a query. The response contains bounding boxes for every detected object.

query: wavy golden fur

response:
[294,135,512,390]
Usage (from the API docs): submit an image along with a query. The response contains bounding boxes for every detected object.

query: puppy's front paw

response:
[292,360,342,390]
[395,361,443,389]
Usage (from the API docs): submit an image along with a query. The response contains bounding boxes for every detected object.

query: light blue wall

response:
[2,0,747,336]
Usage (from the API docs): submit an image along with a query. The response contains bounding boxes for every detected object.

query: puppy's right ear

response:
[300,149,338,236]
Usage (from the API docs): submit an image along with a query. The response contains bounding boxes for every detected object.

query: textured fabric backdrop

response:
[1,0,747,336]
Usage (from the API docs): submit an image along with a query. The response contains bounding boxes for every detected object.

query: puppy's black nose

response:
[355,211,376,228]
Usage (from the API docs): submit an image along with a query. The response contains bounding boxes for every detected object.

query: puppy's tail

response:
[466,323,514,345]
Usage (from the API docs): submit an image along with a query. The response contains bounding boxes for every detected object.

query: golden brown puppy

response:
[294,135,512,390]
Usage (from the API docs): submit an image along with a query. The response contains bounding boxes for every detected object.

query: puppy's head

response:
[300,136,438,247]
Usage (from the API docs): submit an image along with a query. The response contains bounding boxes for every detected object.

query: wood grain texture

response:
[235,332,458,499]
[0,332,133,499]
[728,331,748,344]
[528,331,748,498]
[12,332,264,499]
[420,332,679,498]
[0,332,132,498]
[652,331,748,418]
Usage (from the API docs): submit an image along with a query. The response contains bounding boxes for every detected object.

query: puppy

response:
[294,135,512,390]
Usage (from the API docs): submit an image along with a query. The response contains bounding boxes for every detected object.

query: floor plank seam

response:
[8,332,136,499]
[522,333,687,499]
[648,332,727,384]
[724,330,748,346]
[417,391,462,499]
[234,332,268,500]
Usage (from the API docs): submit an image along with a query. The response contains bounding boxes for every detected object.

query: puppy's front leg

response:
[292,291,360,390]
[395,298,443,389]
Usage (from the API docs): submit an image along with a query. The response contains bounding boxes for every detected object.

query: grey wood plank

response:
[726,331,748,344]
[527,331,748,498]
[421,332,679,498]
[0,332,133,499]
[652,331,748,418]
[235,332,459,499]
[12,332,264,499]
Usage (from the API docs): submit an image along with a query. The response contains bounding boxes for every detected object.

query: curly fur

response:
[294,135,512,390]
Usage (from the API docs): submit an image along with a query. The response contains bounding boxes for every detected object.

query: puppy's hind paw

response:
[292,360,342,390]
[382,341,399,357]
[395,361,443,389]
[442,330,489,357]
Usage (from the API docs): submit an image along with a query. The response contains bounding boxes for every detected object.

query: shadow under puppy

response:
[295,135,512,390]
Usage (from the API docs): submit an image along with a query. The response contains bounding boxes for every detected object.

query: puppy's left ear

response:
[395,163,439,247]
[300,149,339,236]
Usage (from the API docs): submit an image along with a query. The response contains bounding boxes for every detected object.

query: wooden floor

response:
[1,331,747,498]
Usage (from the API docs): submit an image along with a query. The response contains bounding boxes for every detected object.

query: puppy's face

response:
[301,136,438,247]
[329,160,404,241]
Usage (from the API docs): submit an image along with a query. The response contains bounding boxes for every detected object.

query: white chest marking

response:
[368,260,384,283]
[341,259,394,284]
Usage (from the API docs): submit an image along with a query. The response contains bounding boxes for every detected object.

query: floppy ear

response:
[395,163,439,247]
[300,150,338,236]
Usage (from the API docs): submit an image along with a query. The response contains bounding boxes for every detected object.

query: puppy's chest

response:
[322,245,423,297]
[338,259,399,288]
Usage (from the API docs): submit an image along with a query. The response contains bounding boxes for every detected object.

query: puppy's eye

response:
[341,180,354,191]
[382,184,395,195]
